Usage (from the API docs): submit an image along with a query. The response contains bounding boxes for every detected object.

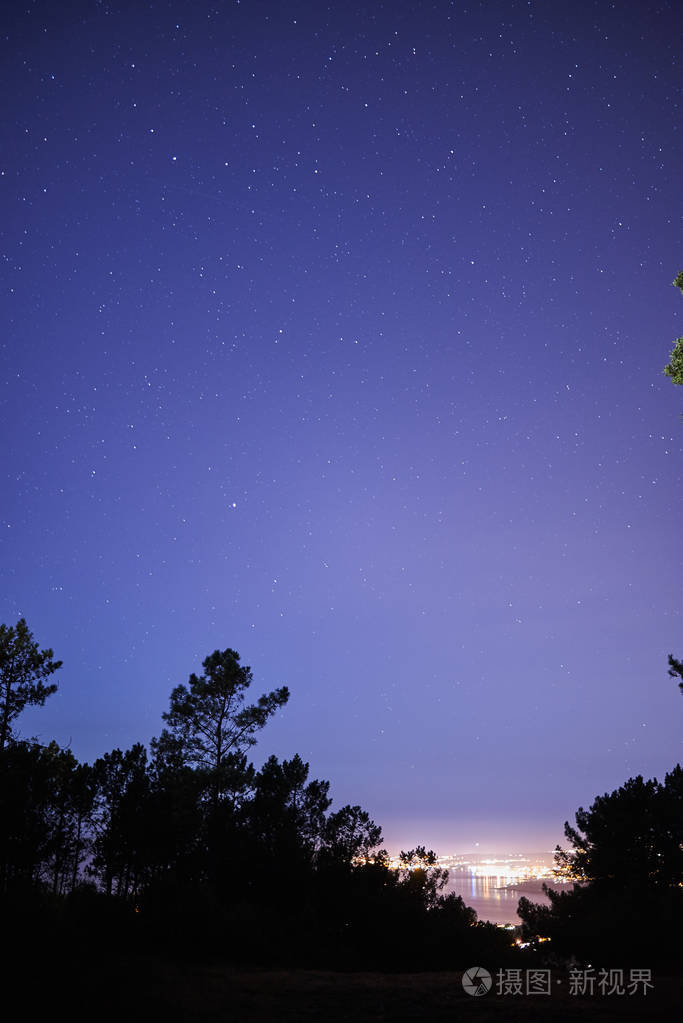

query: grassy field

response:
[38,958,681,1023]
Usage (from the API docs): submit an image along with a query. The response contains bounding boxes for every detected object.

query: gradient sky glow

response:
[2,0,682,854]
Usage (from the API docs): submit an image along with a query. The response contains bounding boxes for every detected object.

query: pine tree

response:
[0,618,62,749]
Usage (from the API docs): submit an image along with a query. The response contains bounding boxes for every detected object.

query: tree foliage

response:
[663,270,683,385]
[396,845,449,909]
[90,744,152,897]
[667,653,683,694]
[152,648,289,804]
[0,618,62,749]
[0,739,94,895]
[555,769,683,889]
[321,803,384,864]
[0,629,512,970]
[249,754,331,857]
[519,766,683,966]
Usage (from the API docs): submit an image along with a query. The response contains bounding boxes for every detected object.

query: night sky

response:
[2,0,682,854]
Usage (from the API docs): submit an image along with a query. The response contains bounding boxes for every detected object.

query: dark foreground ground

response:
[27,956,681,1023]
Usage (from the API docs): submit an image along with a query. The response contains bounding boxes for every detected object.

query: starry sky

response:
[2,0,682,854]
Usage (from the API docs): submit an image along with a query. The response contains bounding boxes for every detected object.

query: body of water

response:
[446,873,553,926]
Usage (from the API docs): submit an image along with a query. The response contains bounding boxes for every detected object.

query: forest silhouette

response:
[1,618,681,1002]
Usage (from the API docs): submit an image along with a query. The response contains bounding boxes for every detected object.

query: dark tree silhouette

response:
[0,739,93,895]
[90,744,151,897]
[321,804,384,864]
[144,748,204,885]
[0,740,52,891]
[249,754,331,859]
[0,632,506,972]
[663,270,683,385]
[0,618,62,749]
[396,845,449,909]
[152,648,289,806]
[667,653,683,694]
[519,766,683,966]
[554,771,683,889]
[40,744,94,895]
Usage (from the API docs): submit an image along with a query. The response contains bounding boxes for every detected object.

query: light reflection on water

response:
[445,873,552,926]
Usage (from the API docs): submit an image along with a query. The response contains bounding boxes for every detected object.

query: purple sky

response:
[2,0,682,854]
